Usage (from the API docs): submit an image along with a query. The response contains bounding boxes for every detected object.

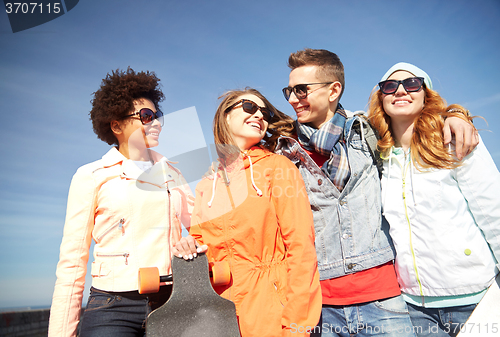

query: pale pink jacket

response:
[48,147,194,337]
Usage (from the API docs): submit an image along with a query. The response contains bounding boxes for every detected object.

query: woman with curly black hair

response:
[49,68,194,337]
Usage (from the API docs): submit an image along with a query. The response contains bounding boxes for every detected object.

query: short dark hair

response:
[89,67,164,145]
[288,48,345,99]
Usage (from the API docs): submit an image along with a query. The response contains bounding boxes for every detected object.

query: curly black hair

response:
[89,67,165,145]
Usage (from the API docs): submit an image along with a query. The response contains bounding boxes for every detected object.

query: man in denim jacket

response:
[275,48,477,337]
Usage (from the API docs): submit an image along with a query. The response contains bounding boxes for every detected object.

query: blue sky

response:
[0,1,499,309]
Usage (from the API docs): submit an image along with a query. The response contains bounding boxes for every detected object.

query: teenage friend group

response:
[48,48,500,337]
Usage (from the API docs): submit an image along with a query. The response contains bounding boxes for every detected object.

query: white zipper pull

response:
[124,253,130,265]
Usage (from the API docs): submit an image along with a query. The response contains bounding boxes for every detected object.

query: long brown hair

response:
[213,88,294,160]
[368,86,473,169]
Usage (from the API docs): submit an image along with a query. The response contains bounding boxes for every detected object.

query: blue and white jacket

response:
[381,137,499,305]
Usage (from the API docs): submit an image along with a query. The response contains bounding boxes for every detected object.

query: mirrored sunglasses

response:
[226,99,274,122]
[122,108,164,126]
[378,77,425,95]
[282,82,333,101]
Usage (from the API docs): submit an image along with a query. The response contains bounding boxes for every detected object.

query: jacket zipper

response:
[97,218,125,242]
[274,283,285,307]
[222,164,235,300]
[96,252,130,265]
[168,187,172,260]
[118,218,125,235]
[402,153,425,306]
[167,188,171,228]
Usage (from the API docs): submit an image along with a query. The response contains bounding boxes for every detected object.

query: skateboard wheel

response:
[210,261,231,286]
[138,267,160,294]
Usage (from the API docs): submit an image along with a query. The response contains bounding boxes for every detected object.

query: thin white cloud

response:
[462,92,500,111]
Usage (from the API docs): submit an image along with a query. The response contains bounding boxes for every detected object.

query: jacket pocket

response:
[96,218,126,243]
[96,252,130,265]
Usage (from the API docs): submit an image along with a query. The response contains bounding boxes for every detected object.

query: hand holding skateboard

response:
[172,235,208,260]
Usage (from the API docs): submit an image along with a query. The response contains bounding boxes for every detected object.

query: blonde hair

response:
[213,88,295,160]
[368,86,473,170]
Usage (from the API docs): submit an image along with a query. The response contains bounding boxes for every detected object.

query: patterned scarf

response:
[297,104,351,191]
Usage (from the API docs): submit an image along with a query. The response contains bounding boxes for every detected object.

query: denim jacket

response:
[275,115,395,281]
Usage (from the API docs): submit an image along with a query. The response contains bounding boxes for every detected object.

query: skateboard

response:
[457,273,500,336]
[138,254,241,337]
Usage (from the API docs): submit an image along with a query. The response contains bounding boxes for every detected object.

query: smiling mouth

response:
[294,106,311,116]
[146,131,160,137]
[247,122,262,130]
[393,100,410,105]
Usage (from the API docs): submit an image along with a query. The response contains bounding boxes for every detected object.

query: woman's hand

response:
[172,235,208,260]
[443,116,479,160]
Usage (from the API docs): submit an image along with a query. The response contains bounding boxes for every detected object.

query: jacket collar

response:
[101,147,176,187]
[101,147,167,165]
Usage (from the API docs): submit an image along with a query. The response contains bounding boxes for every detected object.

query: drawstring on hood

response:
[207,149,264,207]
[246,153,263,196]
[207,164,218,207]
[382,151,392,213]
[408,155,416,207]
[382,147,417,214]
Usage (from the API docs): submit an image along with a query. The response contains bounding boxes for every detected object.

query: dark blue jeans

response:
[310,295,416,337]
[407,302,476,337]
[79,286,172,337]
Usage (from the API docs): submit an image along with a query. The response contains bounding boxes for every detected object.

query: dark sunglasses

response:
[226,99,274,122]
[378,77,425,95]
[282,82,333,101]
[122,108,164,126]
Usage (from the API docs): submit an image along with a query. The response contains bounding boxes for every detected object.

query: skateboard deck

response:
[145,254,241,337]
[457,273,500,336]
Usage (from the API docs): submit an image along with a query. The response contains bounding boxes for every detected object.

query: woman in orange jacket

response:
[49,68,193,337]
[174,88,321,336]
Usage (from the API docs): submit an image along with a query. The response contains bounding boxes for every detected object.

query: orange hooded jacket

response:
[190,147,321,337]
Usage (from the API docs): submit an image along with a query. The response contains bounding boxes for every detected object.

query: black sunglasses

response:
[282,82,333,101]
[378,77,425,95]
[122,108,164,126]
[226,99,274,122]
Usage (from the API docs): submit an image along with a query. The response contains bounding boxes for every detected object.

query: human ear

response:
[328,82,342,103]
[110,120,122,135]
[225,111,233,124]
